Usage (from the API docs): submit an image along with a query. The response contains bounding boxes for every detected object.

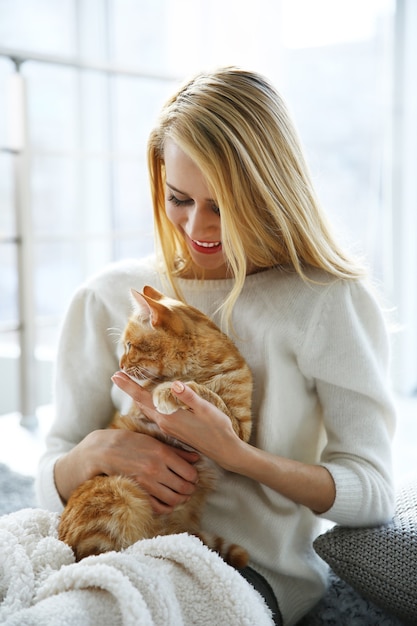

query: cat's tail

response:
[195,531,249,570]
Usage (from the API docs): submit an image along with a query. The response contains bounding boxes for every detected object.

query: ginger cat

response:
[58,285,253,568]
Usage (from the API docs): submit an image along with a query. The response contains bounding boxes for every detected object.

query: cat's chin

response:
[123,372,148,387]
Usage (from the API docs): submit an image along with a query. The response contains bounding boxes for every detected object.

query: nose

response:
[186,203,219,239]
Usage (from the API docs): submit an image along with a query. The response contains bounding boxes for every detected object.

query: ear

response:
[130,288,158,326]
[143,285,164,301]
[130,288,165,328]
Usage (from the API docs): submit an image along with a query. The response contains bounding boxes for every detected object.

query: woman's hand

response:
[111,372,242,469]
[111,372,336,514]
[54,422,199,515]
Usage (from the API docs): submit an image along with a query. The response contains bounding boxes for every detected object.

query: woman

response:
[36,67,396,625]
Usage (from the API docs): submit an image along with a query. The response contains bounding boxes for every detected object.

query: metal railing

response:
[0,45,177,80]
[1,63,35,425]
[0,46,175,424]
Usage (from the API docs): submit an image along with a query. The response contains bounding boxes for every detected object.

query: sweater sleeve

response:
[35,284,121,512]
[299,279,396,527]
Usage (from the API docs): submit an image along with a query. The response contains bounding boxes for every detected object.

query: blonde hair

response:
[148,66,365,324]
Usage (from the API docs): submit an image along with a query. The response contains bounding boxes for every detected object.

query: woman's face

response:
[163,139,229,279]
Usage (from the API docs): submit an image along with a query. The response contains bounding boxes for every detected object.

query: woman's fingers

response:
[111,371,153,408]
[129,441,199,513]
[170,380,201,410]
[110,374,202,509]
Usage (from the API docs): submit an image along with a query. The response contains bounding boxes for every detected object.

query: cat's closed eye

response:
[126,338,153,353]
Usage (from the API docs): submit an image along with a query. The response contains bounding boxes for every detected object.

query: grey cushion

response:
[313,479,417,625]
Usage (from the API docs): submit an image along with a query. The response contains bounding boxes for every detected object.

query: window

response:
[0,1,178,417]
[281,0,395,282]
[1,0,408,421]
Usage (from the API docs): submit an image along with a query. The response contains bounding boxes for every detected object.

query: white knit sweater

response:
[36,257,396,626]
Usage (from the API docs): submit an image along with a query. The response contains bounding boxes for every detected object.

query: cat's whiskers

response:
[123,365,163,386]
[107,327,124,344]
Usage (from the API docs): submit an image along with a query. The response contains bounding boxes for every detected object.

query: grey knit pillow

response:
[313,479,417,625]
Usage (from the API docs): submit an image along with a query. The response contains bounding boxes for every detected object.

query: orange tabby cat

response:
[58,285,252,567]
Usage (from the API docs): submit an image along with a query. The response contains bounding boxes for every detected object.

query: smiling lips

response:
[189,238,222,254]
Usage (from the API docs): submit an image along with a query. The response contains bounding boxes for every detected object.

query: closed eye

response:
[168,193,220,216]
[167,193,193,207]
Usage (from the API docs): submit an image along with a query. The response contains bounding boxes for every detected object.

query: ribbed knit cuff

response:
[35,455,65,513]
[318,463,365,526]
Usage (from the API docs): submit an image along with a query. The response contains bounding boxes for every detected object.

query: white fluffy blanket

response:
[0,508,273,626]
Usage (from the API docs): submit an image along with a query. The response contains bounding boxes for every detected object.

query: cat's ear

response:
[143,285,164,302]
[130,288,163,327]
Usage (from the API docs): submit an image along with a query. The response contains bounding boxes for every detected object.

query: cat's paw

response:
[153,383,183,414]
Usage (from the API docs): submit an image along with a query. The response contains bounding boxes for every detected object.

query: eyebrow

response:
[166,182,217,205]
[166,182,189,196]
